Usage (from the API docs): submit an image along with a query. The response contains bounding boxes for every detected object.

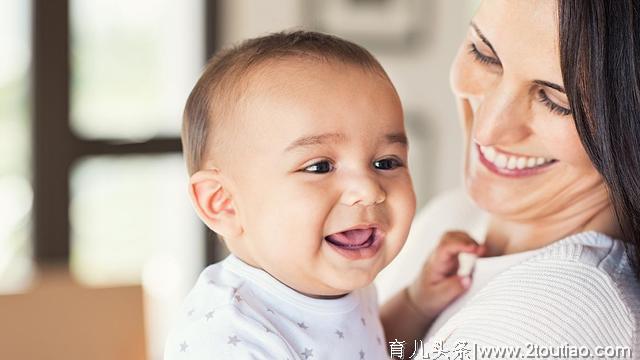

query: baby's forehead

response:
[247,56,386,88]
[206,57,401,164]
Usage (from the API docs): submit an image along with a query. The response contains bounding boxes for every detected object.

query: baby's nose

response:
[339,174,386,207]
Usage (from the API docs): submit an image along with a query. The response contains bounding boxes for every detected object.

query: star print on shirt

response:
[205,311,214,320]
[360,317,366,326]
[297,322,308,330]
[301,348,313,359]
[230,287,243,303]
[179,342,188,352]
[359,349,365,359]
[335,330,344,339]
[227,335,241,346]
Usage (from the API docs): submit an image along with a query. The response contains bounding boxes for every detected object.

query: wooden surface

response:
[0,266,147,360]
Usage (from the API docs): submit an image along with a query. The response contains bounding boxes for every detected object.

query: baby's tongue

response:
[326,228,373,246]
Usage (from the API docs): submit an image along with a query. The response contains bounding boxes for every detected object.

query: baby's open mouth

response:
[324,228,378,249]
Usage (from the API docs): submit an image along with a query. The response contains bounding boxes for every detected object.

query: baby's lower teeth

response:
[342,236,372,248]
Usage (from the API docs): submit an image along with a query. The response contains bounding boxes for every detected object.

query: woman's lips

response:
[476,143,558,177]
[324,227,383,260]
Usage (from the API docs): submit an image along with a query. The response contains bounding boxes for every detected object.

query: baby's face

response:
[222,60,416,297]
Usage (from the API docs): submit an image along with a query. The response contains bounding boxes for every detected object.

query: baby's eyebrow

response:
[285,132,347,152]
[386,133,408,146]
[284,132,408,152]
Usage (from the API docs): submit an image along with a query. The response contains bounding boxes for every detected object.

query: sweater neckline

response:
[475,230,614,264]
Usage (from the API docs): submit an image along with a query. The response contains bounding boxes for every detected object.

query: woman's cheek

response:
[450,49,493,98]
[450,50,473,97]
[541,120,593,169]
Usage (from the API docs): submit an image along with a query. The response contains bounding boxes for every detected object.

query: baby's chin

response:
[322,261,386,294]
[285,278,364,299]
[274,236,399,297]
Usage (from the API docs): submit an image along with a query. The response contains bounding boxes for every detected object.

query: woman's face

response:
[451,0,607,221]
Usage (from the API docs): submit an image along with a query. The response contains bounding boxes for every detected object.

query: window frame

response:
[32,0,223,267]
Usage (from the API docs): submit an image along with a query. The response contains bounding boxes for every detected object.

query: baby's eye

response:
[303,160,334,174]
[373,158,403,170]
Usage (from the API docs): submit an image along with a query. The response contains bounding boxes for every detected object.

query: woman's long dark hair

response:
[558,0,640,279]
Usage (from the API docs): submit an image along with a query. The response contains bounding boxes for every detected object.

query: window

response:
[20,1,222,358]
[70,0,204,140]
[0,0,33,293]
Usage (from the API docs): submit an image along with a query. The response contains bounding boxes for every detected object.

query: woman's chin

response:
[466,176,502,214]
[464,169,532,217]
[463,145,555,217]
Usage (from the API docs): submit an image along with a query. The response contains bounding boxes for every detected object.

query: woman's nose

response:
[471,81,532,147]
[339,172,386,207]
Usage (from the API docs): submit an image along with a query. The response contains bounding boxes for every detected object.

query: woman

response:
[381,0,639,357]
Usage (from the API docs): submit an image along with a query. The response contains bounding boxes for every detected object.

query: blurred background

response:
[0,0,476,358]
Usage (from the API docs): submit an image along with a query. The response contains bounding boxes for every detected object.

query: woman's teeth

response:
[479,145,554,170]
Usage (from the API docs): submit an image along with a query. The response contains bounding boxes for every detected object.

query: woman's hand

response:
[406,231,485,321]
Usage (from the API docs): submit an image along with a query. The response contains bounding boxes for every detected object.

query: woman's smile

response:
[475,142,557,178]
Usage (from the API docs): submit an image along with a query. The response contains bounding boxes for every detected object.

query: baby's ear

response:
[189,169,242,239]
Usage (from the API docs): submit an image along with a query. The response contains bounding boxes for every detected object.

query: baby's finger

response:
[422,275,472,313]
[457,252,478,277]
[430,232,484,277]
[436,231,483,258]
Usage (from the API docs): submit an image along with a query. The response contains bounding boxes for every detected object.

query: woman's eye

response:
[303,160,334,174]
[373,158,403,170]
[468,43,501,66]
[537,89,571,116]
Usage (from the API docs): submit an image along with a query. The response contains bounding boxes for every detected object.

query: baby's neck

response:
[273,273,351,300]
[233,253,351,299]
[304,292,349,300]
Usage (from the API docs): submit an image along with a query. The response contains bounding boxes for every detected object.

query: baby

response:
[165,31,481,359]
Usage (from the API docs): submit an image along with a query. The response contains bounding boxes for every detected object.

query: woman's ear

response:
[189,169,242,239]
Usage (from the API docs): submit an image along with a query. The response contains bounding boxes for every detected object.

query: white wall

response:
[219,0,476,208]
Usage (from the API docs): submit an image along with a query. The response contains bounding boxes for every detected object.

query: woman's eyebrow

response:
[533,80,566,94]
[470,21,500,60]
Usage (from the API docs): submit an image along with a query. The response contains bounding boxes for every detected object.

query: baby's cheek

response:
[386,179,416,232]
[280,182,334,225]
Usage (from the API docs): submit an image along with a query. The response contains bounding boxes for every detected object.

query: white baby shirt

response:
[164,254,388,360]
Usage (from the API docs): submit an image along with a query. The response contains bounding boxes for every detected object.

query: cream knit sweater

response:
[424,231,640,359]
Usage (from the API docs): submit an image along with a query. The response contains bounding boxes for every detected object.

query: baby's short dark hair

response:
[182,30,390,175]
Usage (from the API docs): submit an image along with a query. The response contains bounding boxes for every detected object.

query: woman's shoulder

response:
[521,231,640,319]
[433,231,639,353]
[528,231,628,270]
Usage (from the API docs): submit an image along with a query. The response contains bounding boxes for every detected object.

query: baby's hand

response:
[406,231,485,322]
